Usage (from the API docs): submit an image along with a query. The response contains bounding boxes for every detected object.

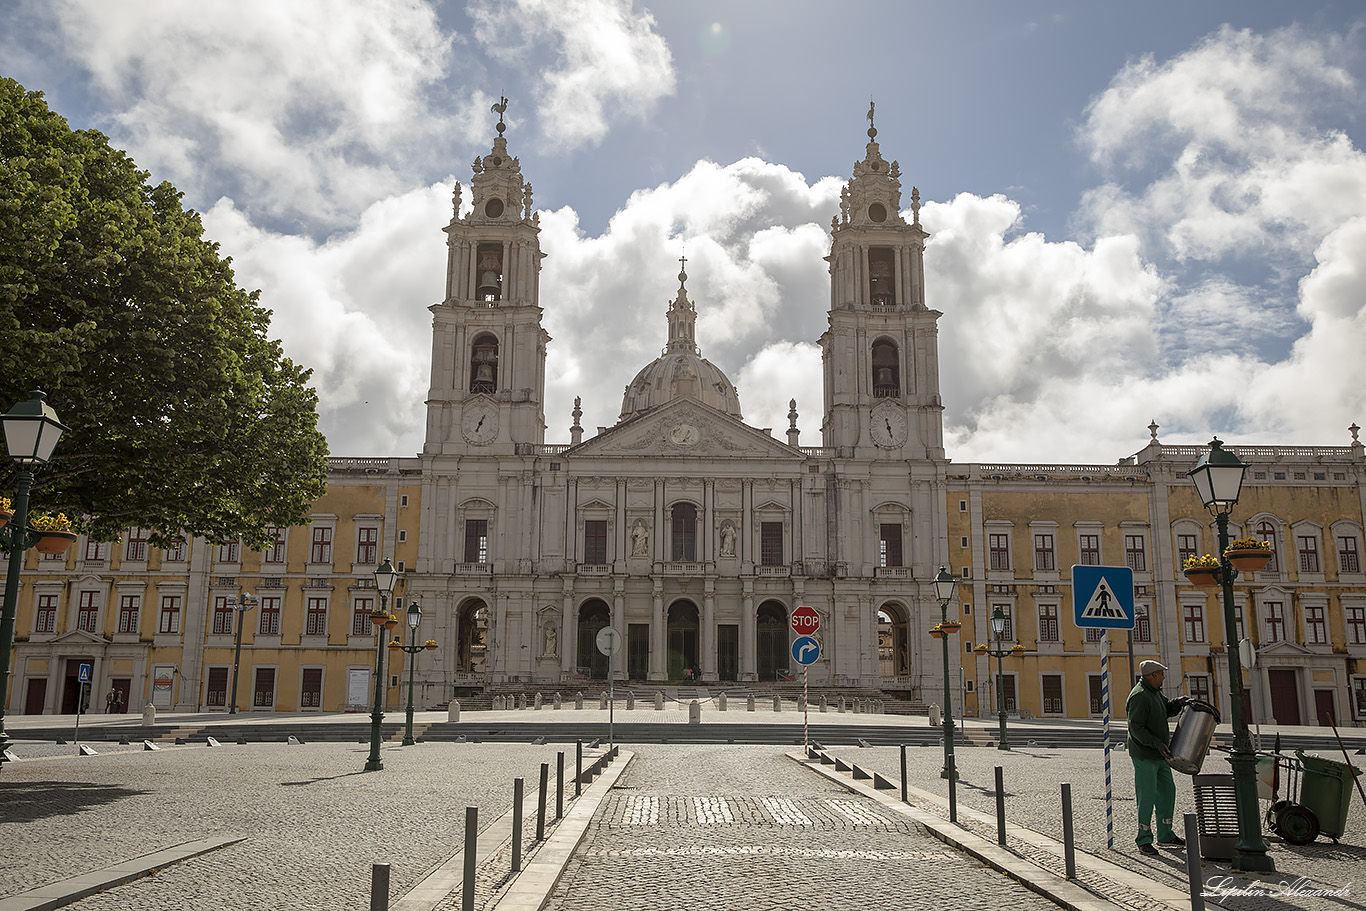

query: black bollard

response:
[512,778,524,872]
[576,740,583,796]
[1184,813,1205,911]
[369,862,390,911]
[462,807,477,911]
[556,751,565,820]
[900,743,908,803]
[948,754,957,824]
[536,761,549,841]
[1061,783,1076,879]
[995,766,1006,846]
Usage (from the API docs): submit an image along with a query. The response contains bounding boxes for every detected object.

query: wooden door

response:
[717,624,739,681]
[24,678,47,715]
[1314,690,1336,726]
[1267,669,1301,725]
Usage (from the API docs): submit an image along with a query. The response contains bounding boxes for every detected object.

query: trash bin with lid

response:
[1296,750,1362,841]
[1192,773,1239,860]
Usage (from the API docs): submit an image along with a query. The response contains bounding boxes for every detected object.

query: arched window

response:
[469,334,498,394]
[476,243,503,300]
[1254,519,1280,572]
[871,340,900,398]
[868,247,895,305]
[670,503,697,562]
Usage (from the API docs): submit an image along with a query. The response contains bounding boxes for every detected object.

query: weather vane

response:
[867,98,877,140]
[492,95,509,135]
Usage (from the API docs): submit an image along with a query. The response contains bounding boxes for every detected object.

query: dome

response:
[618,260,743,422]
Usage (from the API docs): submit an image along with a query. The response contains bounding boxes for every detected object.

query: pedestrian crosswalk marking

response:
[760,797,812,826]
[589,846,953,859]
[824,799,885,826]
[692,796,735,825]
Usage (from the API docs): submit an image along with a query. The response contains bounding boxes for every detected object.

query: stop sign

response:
[790,605,820,635]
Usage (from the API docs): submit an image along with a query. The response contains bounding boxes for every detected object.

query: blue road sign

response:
[78,663,92,683]
[1072,565,1135,629]
[791,635,821,666]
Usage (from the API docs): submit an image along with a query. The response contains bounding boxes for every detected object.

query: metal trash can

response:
[1167,700,1220,774]
[1192,773,1239,860]
[1297,750,1362,840]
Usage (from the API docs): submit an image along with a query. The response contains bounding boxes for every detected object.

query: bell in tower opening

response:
[470,334,499,393]
[477,243,503,301]
[869,247,894,306]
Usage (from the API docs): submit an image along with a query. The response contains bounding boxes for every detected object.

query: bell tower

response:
[820,104,944,460]
[424,98,550,455]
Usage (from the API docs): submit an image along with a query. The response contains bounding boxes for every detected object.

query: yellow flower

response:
[1184,554,1220,569]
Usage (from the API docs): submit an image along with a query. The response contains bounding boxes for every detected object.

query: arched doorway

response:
[577,600,610,679]
[756,600,788,682]
[457,600,488,674]
[878,602,910,677]
[666,600,699,680]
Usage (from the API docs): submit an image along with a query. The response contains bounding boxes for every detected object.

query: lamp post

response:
[1,391,68,769]
[389,601,437,746]
[929,566,961,781]
[1188,437,1274,873]
[364,558,399,771]
[976,607,1026,750]
[228,593,257,714]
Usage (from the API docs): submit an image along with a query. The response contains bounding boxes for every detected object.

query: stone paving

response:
[844,740,1366,911]
[539,744,1065,911]
[0,739,577,910]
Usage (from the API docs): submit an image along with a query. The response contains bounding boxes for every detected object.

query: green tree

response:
[0,77,328,548]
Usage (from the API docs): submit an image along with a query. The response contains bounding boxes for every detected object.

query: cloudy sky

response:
[5,0,1365,463]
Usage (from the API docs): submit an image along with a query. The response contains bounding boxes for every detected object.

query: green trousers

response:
[1132,755,1177,845]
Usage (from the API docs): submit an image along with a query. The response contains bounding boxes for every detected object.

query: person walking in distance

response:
[1126,659,1190,855]
[104,687,117,713]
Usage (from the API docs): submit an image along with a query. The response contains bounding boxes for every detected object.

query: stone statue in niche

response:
[544,624,558,657]
[631,520,649,556]
[719,523,736,557]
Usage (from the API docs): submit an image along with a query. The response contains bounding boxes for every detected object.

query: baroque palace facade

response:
[5,116,1366,726]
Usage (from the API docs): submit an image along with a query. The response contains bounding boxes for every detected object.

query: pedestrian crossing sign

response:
[1072,565,1135,629]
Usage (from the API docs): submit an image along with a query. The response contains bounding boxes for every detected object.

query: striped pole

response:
[803,666,809,752]
[1102,637,1114,850]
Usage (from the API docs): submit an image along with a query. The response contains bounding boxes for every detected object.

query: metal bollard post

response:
[462,806,477,911]
[536,762,549,841]
[1061,783,1076,879]
[512,778,524,872]
[947,754,957,824]
[1184,813,1205,911]
[900,743,908,803]
[557,751,564,820]
[370,862,390,911]
[576,740,583,796]
[995,766,1006,846]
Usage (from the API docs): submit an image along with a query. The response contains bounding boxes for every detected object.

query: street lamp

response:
[389,601,437,746]
[1188,437,1274,873]
[1,391,68,770]
[976,607,1026,750]
[364,558,399,772]
[228,593,258,714]
[929,566,961,782]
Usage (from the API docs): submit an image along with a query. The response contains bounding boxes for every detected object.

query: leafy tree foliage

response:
[0,78,329,548]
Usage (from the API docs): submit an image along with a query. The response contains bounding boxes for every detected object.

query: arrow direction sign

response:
[791,635,821,666]
[1072,565,1135,629]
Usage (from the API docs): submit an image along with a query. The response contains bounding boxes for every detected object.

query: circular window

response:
[485,198,504,218]
[491,157,502,167]
[868,203,887,223]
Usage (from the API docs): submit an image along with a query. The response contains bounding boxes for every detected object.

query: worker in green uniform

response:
[1126,659,1190,856]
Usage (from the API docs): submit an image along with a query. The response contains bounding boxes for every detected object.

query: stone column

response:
[650,585,666,681]
[702,580,716,682]
[740,585,756,681]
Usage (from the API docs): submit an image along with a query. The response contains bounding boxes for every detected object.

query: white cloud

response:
[42,0,472,231]
[1076,25,1366,262]
[468,0,675,148]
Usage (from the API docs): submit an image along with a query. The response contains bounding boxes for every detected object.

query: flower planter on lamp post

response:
[1188,438,1275,873]
[0,391,69,770]
[364,559,400,772]
[975,608,1028,750]
[389,602,438,746]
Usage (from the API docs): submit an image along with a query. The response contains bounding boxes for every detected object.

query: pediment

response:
[1257,640,1316,658]
[565,400,805,461]
[39,629,111,648]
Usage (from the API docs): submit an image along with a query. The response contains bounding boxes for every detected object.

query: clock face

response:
[669,423,700,447]
[870,405,907,449]
[462,403,499,445]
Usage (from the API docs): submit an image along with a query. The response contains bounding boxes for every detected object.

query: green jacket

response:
[1126,677,1182,761]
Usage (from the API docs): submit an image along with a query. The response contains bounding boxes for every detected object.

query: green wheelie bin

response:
[1296,750,1363,842]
